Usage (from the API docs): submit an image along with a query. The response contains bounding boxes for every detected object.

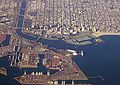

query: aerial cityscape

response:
[0,0,120,85]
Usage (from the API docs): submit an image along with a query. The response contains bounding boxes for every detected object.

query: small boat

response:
[24,70,27,75]
[8,56,11,60]
[81,51,84,56]
[10,62,13,66]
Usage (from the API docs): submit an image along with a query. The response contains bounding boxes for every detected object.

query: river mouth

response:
[1,35,120,85]
[1,0,120,84]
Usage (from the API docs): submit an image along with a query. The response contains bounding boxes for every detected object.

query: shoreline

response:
[92,32,120,37]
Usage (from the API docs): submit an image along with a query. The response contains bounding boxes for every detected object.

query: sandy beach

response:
[92,32,120,37]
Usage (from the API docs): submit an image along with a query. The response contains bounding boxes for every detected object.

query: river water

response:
[0,35,120,85]
[0,0,120,85]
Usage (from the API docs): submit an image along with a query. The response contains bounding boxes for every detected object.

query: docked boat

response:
[81,51,84,56]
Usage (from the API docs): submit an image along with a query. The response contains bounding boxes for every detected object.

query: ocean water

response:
[38,35,120,85]
[0,35,120,85]
[1,0,120,84]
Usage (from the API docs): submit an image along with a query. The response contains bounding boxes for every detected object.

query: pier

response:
[15,70,92,85]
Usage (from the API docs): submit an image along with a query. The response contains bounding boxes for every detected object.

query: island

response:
[0,67,7,75]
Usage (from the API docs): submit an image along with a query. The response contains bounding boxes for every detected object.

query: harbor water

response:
[0,0,120,85]
[0,35,120,85]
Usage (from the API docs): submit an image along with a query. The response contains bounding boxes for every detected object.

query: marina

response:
[0,0,120,85]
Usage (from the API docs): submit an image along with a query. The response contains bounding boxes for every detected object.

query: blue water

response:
[1,35,120,85]
[37,35,120,85]
[1,0,120,85]
[0,35,11,47]
[73,35,120,85]
[38,35,120,85]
